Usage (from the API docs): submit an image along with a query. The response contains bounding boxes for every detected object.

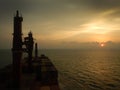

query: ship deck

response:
[0,55,60,90]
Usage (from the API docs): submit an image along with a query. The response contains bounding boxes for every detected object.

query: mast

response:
[12,10,23,88]
[24,31,34,72]
[27,31,34,72]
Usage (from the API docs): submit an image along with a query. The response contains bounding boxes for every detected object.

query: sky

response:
[1,0,120,49]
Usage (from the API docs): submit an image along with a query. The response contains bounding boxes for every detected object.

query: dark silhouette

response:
[0,10,60,90]
[12,10,23,88]
[23,31,34,72]
[35,43,38,58]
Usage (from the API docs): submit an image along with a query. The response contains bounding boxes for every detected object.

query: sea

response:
[0,49,120,90]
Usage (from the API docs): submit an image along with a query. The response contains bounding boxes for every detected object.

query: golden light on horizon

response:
[84,21,111,34]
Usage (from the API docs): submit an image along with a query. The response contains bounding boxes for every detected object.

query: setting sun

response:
[100,43,105,47]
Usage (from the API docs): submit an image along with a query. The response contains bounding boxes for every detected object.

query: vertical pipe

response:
[35,43,38,58]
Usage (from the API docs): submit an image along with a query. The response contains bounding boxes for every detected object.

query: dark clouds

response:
[0,0,27,14]
[1,0,120,19]
[1,0,120,15]
[67,0,120,10]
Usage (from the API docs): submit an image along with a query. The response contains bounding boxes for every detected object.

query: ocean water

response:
[0,49,12,68]
[0,49,120,90]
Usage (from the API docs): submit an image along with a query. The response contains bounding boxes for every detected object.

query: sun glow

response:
[81,19,113,35]
[100,43,105,47]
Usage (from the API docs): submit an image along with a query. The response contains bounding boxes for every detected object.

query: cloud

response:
[1,0,120,14]
[68,0,120,10]
[1,0,120,49]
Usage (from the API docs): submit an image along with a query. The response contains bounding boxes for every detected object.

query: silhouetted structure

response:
[24,31,34,72]
[0,10,60,90]
[12,10,23,88]
[35,43,38,58]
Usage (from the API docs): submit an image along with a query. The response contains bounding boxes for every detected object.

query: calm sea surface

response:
[0,49,120,90]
